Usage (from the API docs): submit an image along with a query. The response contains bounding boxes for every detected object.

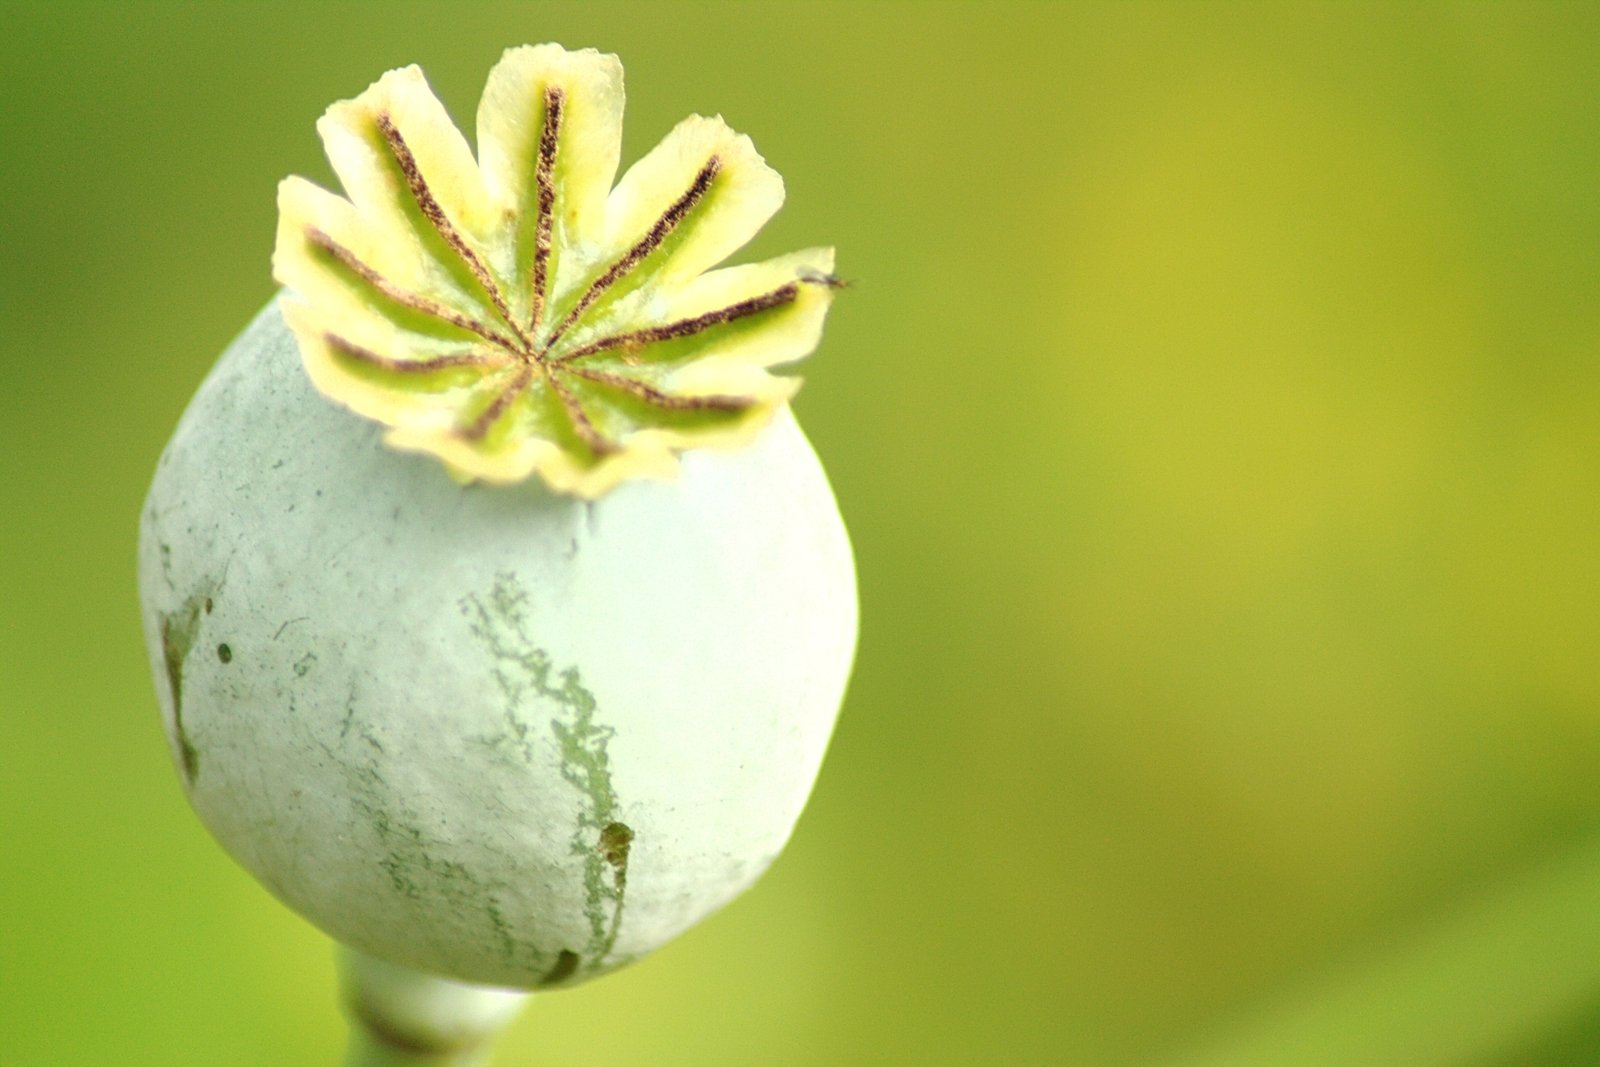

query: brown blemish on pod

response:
[158,586,219,785]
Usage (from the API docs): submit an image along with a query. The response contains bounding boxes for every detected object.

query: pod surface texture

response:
[139,297,857,988]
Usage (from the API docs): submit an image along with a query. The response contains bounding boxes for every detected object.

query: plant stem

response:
[344,1029,494,1067]
[339,947,532,1067]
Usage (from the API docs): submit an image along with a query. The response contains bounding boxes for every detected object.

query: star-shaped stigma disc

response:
[274,44,837,498]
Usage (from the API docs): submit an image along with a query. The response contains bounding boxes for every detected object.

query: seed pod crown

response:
[274,44,837,498]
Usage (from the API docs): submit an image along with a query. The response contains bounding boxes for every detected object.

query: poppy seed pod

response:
[138,44,856,996]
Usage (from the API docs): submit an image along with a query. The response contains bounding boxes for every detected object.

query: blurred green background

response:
[3,3,1599,1064]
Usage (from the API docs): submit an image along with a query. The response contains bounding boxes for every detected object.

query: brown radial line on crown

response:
[562,365,750,412]
[543,366,617,456]
[374,112,535,353]
[527,86,564,334]
[543,156,722,351]
[324,332,514,375]
[554,282,800,363]
[458,364,534,441]
[305,228,522,350]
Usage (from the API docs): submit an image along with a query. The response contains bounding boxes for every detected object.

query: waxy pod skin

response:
[139,297,856,989]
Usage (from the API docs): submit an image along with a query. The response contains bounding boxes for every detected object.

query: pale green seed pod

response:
[137,44,856,994]
[138,299,856,988]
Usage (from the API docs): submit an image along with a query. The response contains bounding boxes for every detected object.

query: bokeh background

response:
[4,3,1599,1064]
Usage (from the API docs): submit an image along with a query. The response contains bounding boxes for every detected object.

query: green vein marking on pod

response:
[320,688,550,975]
[158,582,220,785]
[460,573,631,984]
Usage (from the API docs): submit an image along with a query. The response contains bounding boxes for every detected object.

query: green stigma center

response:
[311,87,808,458]
[275,46,841,494]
